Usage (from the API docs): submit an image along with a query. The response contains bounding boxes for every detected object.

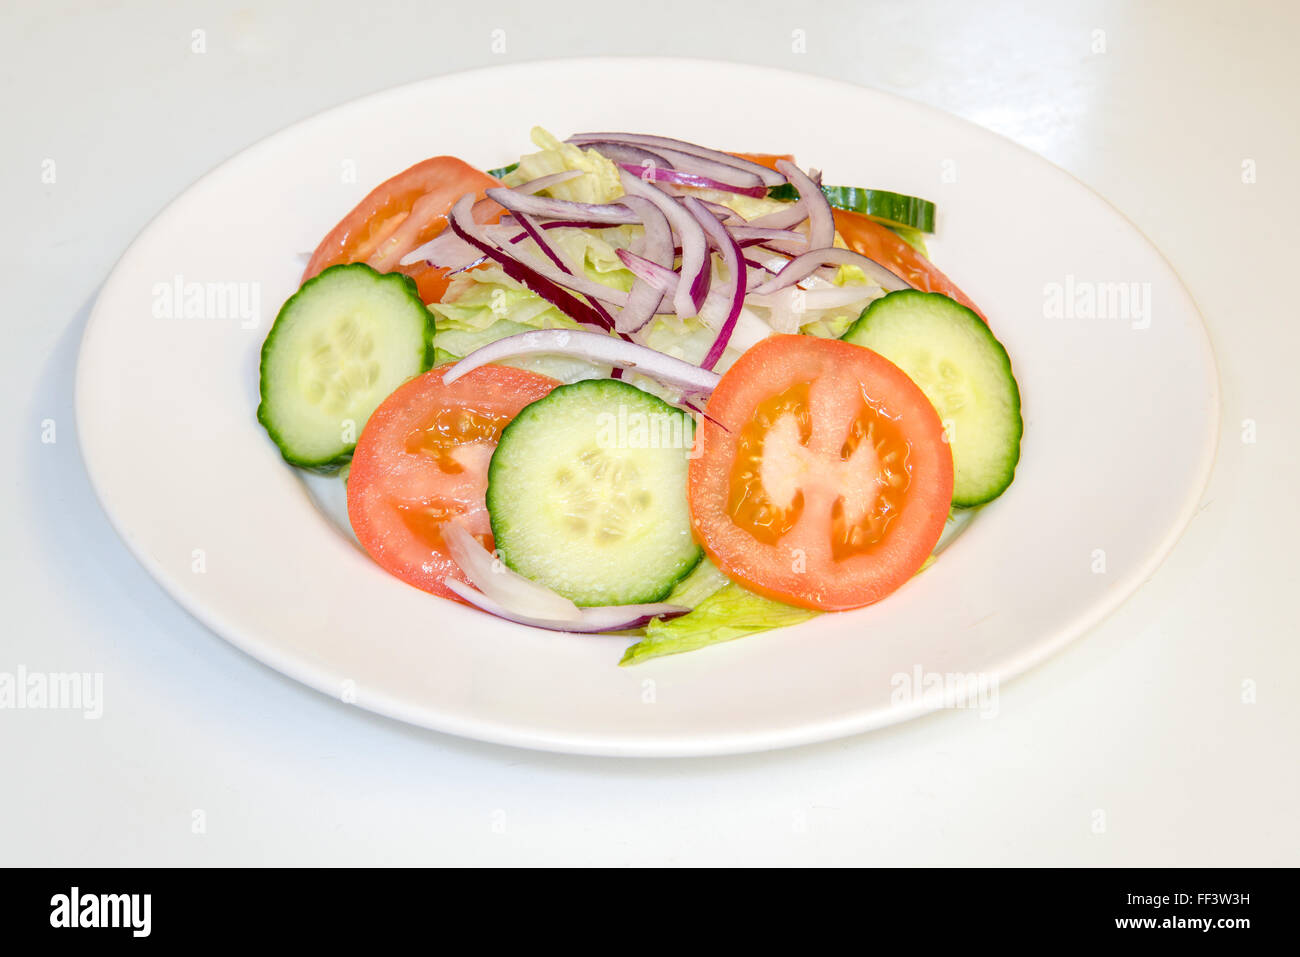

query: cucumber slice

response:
[843,290,1022,507]
[257,263,434,471]
[767,184,936,232]
[487,379,702,606]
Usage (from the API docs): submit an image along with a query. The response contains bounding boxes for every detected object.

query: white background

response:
[2,0,1296,865]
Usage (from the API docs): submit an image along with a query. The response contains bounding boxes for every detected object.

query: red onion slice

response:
[399,196,500,268]
[447,195,614,330]
[684,198,746,372]
[485,188,639,224]
[577,140,676,170]
[442,329,721,395]
[612,194,671,334]
[748,199,812,231]
[441,522,580,621]
[512,212,625,330]
[692,199,744,223]
[455,197,629,309]
[619,164,767,198]
[777,160,834,249]
[569,133,787,187]
[617,249,679,295]
[512,169,585,195]
[746,285,885,311]
[445,580,688,634]
[751,247,910,295]
[730,225,805,244]
[619,170,710,317]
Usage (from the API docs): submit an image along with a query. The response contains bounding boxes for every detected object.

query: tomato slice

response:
[302,156,502,304]
[729,151,796,173]
[689,335,953,611]
[832,208,987,321]
[347,364,558,601]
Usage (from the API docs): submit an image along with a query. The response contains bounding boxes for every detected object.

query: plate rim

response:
[74,56,1222,757]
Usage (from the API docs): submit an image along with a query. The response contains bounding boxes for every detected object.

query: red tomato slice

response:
[347,364,558,601]
[302,156,502,304]
[833,208,987,321]
[689,335,953,611]
[729,151,796,172]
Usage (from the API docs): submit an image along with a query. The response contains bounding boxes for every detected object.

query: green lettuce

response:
[430,266,573,332]
[661,557,731,608]
[431,318,610,383]
[620,581,820,666]
[501,126,624,204]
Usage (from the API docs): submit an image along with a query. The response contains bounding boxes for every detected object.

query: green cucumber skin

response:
[256,263,435,473]
[487,379,702,606]
[843,290,1022,508]
[767,184,936,233]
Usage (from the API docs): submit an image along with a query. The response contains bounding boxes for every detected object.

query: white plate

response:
[75,59,1218,757]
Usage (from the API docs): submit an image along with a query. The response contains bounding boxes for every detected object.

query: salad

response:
[256,128,1022,665]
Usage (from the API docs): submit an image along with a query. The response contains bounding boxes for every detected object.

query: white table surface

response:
[2,0,1296,866]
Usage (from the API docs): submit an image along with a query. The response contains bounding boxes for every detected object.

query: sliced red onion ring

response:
[619,163,768,198]
[442,329,721,395]
[684,198,745,372]
[751,247,909,295]
[513,212,624,329]
[612,194,671,334]
[399,196,500,268]
[447,194,613,330]
[693,199,743,223]
[777,160,834,250]
[402,228,481,270]
[458,198,630,309]
[619,170,709,317]
[445,579,688,633]
[441,522,579,620]
[622,250,769,357]
[485,188,638,224]
[569,133,787,187]
[580,138,765,191]
[749,199,812,231]
[512,169,585,195]
[617,248,679,295]
[730,225,805,244]
[746,285,884,310]
[578,141,676,170]
[505,220,639,244]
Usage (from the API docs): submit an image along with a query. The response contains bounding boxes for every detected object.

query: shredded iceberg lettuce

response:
[620,582,820,666]
[431,318,610,383]
[501,127,624,204]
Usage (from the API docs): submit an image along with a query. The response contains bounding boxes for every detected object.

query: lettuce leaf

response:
[661,556,730,608]
[431,318,610,383]
[620,583,820,666]
[501,126,624,204]
[430,266,573,332]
